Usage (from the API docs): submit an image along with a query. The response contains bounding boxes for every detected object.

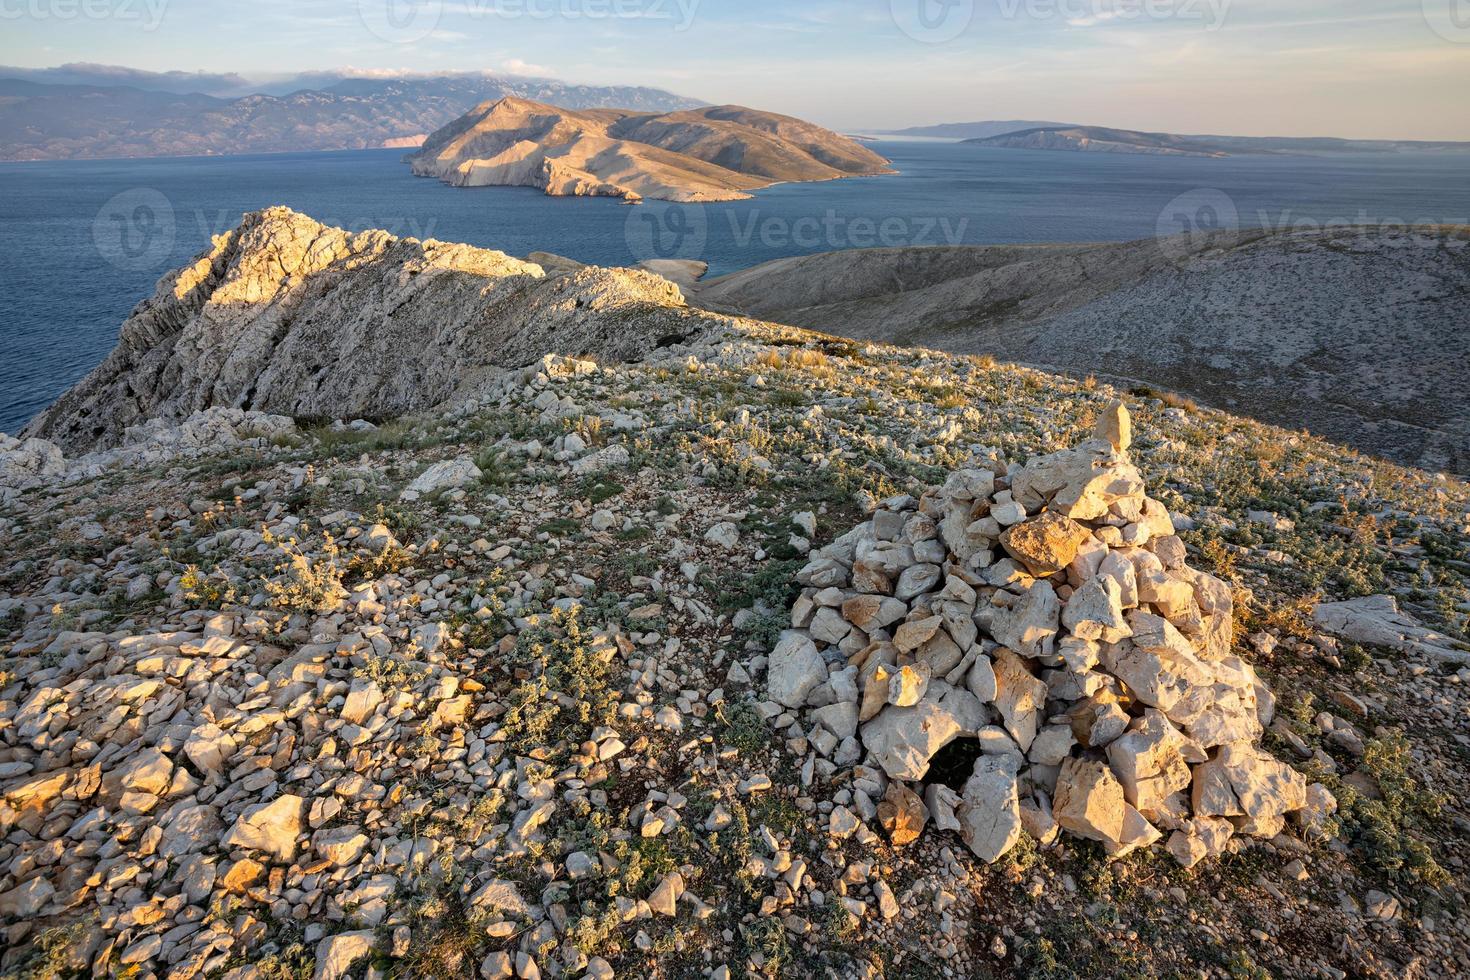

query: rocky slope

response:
[1,214,1469,980]
[0,73,702,161]
[694,228,1470,474]
[21,207,717,452]
[407,98,895,202]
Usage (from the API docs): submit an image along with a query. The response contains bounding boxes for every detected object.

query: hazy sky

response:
[4,0,1468,138]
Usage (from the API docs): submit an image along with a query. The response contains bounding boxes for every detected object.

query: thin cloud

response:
[502,58,554,75]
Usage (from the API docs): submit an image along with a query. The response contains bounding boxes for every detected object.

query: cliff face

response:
[23,207,716,451]
[406,97,895,202]
[694,228,1470,474]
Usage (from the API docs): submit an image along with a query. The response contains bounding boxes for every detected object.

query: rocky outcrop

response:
[407,97,894,203]
[22,207,717,452]
[1315,595,1470,667]
[2,407,294,504]
[766,404,1328,866]
[695,227,1470,473]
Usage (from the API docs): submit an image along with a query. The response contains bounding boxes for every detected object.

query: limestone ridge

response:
[22,207,718,453]
[407,97,896,203]
[766,404,1332,866]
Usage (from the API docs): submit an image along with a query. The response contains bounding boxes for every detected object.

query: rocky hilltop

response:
[1,213,1469,979]
[695,228,1470,474]
[22,207,716,452]
[407,98,895,202]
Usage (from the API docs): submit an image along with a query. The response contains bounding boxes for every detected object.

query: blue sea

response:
[2,140,1468,435]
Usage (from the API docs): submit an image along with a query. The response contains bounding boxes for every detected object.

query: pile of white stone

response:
[764,404,1334,867]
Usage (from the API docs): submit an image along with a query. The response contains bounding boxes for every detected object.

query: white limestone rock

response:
[406,456,483,496]
[223,794,306,863]
[767,631,827,708]
[861,700,968,781]
[957,756,1022,863]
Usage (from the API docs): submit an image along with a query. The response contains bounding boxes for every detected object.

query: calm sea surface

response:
[2,141,1468,434]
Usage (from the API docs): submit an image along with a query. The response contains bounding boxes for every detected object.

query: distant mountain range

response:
[875,120,1071,140]
[0,65,702,161]
[0,63,259,96]
[879,119,1470,155]
[964,124,1470,157]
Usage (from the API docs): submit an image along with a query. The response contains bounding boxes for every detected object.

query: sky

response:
[3,0,1469,139]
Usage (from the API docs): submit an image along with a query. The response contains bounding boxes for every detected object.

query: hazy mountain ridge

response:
[970,126,1234,157]
[968,125,1470,157]
[407,98,895,202]
[693,228,1470,473]
[0,71,703,161]
[876,119,1072,139]
[0,62,256,96]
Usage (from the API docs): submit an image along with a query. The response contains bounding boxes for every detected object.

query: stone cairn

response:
[765,404,1334,866]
